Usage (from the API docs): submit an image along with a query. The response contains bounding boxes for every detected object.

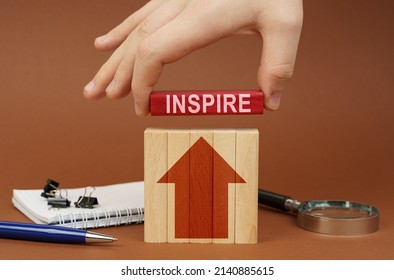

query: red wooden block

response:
[150,90,264,116]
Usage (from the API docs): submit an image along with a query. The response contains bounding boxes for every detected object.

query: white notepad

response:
[12,181,144,229]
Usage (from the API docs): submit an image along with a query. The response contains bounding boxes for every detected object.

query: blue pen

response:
[0,221,117,243]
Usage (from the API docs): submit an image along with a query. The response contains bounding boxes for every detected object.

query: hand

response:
[83,0,303,116]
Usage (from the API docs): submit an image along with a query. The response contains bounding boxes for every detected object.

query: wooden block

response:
[189,131,213,243]
[144,128,259,244]
[150,90,264,116]
[144,128,168,243]
[212,129,236,244]
[235,129,259,244]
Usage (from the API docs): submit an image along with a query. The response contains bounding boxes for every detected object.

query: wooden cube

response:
[144,128,259,244]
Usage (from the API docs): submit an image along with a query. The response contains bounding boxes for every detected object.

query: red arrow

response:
[158,137,245,239]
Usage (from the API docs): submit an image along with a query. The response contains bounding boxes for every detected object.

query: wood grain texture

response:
[144,128,168,243]
[167,130,190,243]
[213,129,236,243]
[189,131,213,243]
[235,129,259,244]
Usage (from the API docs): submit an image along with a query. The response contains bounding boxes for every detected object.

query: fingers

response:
[106,0,188,100]
[256,0,303,111]
[83,42,127,100]
[94,0,163,52]
[84,1,163,99]
[84,0,188,101]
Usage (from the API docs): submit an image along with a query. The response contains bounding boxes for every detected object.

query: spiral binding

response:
[55,207,144,229]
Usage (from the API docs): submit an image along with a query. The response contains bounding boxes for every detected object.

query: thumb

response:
[257,15,303,111]
[258,63,293,112]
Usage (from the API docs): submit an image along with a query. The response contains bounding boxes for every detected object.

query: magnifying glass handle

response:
[258,189,300,213]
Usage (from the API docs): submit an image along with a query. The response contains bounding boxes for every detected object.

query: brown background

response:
[0,0,393,259]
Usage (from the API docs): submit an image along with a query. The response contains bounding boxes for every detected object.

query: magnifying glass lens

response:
[300,201,377,219]
[297,200,379,235]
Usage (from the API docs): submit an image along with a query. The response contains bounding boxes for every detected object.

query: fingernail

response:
[267,92,282,110]
[135,103,142,116]
[84,81,95,93]
[106,80,115,94]
[95,34,108,43]
[135,102,148,116]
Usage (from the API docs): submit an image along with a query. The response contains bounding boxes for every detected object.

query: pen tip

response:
[85,232,119,243]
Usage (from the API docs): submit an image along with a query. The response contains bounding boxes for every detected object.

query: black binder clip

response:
[74,186,98,208]
[48,190,71,208]
[41,178,60,198]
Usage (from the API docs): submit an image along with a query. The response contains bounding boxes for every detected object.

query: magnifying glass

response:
[258,189,380,235]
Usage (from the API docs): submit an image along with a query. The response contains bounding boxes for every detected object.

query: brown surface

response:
[0,0,393,259]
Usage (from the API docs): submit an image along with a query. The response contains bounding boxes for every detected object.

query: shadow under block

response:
[144,128,259,244]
